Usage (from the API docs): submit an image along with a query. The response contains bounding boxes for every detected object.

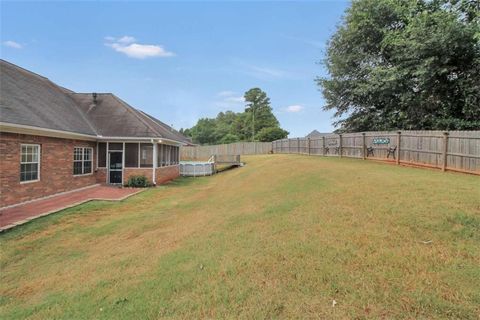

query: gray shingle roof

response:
[0,60,190,144]
[0,60,97,135]
[70,93,191,143]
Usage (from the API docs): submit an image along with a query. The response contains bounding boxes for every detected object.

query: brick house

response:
[0,60,191,208]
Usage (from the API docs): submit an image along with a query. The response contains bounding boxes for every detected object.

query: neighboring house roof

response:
[0,59,190,144]
[306,130,330,138]
[0,59,97,136]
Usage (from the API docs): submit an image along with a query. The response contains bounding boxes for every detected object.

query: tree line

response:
[180,88,289,145]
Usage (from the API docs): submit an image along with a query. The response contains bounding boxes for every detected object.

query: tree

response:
[244,88,281,140]
[189,118,217,145]
[317,0,480,132]
[256,127,289,142]
[186,88,289,144]
[220,133,240,144]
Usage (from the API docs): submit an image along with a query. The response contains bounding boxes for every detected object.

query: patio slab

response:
[0,185,144,231]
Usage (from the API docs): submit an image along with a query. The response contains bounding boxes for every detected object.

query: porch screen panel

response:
[166,145,171,166]
[98,143,106,167]
[109,143,123,150]
[125,143,139,168]
[140,143,153,168]
[157,144,164,167]
[173,146,179,164]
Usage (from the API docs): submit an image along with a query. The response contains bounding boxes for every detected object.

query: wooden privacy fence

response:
[272,131,480,175]
[181,142,272,160]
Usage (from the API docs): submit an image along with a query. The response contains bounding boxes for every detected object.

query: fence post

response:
[308,138,311,155]
[442,131,449,171]
[362,133,366,160]
[339,134,343,157]
[396,131,401,165]
[297,138,300,154]
[288,139,291,154]
[322,136,326,156]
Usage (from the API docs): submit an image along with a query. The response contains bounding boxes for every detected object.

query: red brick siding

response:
[124,168,154,185]
[156,165,180,184]
[124,166,179,186]
[0,132,97,207]
[96,168,107,184]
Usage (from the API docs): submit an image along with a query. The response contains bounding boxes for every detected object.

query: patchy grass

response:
[1,155,479,319]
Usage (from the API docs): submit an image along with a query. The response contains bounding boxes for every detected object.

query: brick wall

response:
[124,166,179,185]
[96,168,107,184]
[124,168,154,185]
[156,165,180,184]
[0,132,97,207]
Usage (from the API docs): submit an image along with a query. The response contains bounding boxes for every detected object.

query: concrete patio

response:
[0,185,144,231]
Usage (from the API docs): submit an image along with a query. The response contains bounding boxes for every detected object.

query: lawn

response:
[1,155,479,319]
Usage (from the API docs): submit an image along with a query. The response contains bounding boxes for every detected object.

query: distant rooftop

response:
[305,130,331,138]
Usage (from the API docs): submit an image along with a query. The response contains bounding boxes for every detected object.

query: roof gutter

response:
[0,122,97,141]
[0,123,189,146]
[96,136,186,146]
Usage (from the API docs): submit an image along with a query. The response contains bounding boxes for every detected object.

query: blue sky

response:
[1,1,349,137]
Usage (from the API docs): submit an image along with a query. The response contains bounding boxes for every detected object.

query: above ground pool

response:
[179,161,215,176]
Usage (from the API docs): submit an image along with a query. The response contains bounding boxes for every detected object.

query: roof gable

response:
[0,60,97,136]
[0,60,190,144]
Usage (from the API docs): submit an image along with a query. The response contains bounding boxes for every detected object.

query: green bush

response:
[125,175,150,188]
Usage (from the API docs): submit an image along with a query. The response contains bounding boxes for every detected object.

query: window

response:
[140,143,153,168]
[20,144,40,182]
[73,147,93,175]
[125,143,139,168]
[98,142,106,167]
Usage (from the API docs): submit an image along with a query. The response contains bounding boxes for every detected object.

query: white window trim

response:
[20,144,41,184]
[73,147,94,176]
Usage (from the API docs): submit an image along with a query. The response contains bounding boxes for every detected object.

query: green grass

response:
[1,155,479,319]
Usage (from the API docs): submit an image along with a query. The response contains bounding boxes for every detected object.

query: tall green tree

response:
[186,88,288,144]
[318,0,480,132]
[244,88,281,141]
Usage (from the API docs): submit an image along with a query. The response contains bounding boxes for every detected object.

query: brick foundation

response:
[156,165,180,184]
[124,168,154,185]
[124,166,179,185]
[0,132,97,207]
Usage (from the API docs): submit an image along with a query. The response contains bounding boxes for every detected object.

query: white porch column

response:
[152,141,158,185]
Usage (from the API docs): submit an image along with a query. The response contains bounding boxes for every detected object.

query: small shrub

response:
[125,175,150,188]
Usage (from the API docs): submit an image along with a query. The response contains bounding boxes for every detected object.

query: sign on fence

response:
[372,138,390,145]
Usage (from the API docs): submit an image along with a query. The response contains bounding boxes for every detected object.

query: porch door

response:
[108,151,123,184]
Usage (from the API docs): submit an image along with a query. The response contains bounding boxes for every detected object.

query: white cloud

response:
[285,105,304,113]
[3,40,23,49]
[214,91,245,111]
[225,96,245,103]
[105,36,175,59]
[217,90,236,97]
[283,35,326,49]
[117,36,136,44]
[244,64,287,79]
